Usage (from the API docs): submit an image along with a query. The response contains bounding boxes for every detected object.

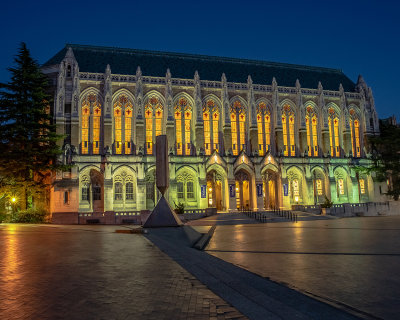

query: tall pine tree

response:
[0,43,65,210]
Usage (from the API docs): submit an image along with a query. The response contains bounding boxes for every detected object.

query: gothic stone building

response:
[42,44,385,220]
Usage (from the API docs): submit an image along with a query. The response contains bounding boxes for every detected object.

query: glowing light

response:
[267,155,271,163]
[208,187,212,192]
[214,154,218,162]
[236,187,239,191]
[11,197,16,203]
[295,196,299,202]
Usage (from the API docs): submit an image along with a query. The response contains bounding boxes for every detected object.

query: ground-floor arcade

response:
[50,152,387,216]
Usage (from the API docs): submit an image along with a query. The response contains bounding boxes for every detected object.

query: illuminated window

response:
[114,107,122,154]
[203,100,219,155]
[93,106,101,154]
[81,94,101,155]
[81,106,90,154]
[175,98,192,155]
[293,179,299,197]
[257,102,271,156]
[316,179,323,195]
[145,97,163,155]
[349,109,361,157]
[305,107,318,157]
[125,107,133,154]
[328,108,340,157]
[359,179,365,194]
[231,100,246,156]
[282,105,295,156]
[337,178,345,195]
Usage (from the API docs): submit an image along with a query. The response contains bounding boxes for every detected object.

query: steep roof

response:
[43,44,356,92]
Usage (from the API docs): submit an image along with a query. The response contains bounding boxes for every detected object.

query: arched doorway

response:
[263,170,278,209]
[311,168,326,204]
[235,169,251,210]
[206,170,223,210]
[90,169,104,212]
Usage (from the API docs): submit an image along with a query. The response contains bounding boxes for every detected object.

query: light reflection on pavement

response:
[205,216,400,319]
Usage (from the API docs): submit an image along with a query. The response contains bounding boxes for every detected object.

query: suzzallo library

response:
[42,44,386,220]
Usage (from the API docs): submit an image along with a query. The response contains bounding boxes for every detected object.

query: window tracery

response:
[305,106,318,156]
[203,99,219,155]
[349,109,361,157]
[231,100,246,156]
[113,94,134,155]
[176,171,195,202]
[175,98,192,155]
[145,97,163,155]
[81,93,101,155]
[328,107,340,157]
[113,172,135,202]
[256,102,271,156]
[282,105,295,156]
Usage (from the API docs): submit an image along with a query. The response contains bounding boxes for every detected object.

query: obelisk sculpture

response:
[143,135,183,227]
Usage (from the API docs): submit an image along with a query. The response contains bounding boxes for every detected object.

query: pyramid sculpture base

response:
[143,195,183,228]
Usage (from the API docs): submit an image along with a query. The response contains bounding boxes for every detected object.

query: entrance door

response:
[263,170,277,209]
[207,171,223,211]
[235,170,251,210]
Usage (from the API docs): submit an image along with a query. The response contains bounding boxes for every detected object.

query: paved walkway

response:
[0,224,246,320]
[146,226,360,320]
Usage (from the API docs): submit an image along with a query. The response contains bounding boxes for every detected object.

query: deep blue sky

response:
[1,0,399,119]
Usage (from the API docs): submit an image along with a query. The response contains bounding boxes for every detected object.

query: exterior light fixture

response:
[214,154,218,162]
[236,187,239,191]
[208,187,212,192]
[268,155,271,163]
[11,197,16,203]
[295,196,299,202]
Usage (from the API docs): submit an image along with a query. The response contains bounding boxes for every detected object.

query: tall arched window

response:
[305,106,318,157]
[113,173,136,205]
[81,93,101,155]
[328,107,340,157]
[145,97,163,155]
[114,95,134,155]
[349,109,361,157]
[231,100,246,156]
[282,104,295,156]
[203,99,219,155]
[176,171,195,204]
[256,102,271,156]
[175,98,192,156]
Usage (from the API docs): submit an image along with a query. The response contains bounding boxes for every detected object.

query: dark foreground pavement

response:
[0,224,246,320]
[145,226,362,320]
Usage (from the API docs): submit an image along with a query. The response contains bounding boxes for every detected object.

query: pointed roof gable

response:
[233,151,254,171]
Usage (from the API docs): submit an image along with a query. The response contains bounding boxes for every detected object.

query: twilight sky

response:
[1,0,399,119]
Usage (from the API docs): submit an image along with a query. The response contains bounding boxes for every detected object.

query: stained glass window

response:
[125,107,132,154]
[328,108,340,157]
[305,106,318,156]
[257,102,271,156]
[349,110,361,158]
[114,107,122,154]
[282,105,295,156]
[175,98,192,156]
[145,97,163,155]
[82,106,90,154]
[93,106,101,154]
[203,100,219,156]
[231,100,246,156]
[316,179,323,195]
[338,178,344,195]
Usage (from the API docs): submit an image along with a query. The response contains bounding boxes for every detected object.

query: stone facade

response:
[42,45,387,219]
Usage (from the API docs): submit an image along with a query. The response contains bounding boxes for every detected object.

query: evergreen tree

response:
[0,42,65,210]
[362,120,400,200]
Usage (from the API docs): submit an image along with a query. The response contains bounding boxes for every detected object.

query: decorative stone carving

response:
[194,71,202,124]
[104,64,112,116]
[136,66,143,119]
[165,69,173,121]
[221,73,230,125]
[247,75,256,126]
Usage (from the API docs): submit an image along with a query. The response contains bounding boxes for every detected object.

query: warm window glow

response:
[93,106,101,154]
[145,97,163,155]
[293,179,299,196]
[360,178,365,194]
[145,105,153,154]
[350,115,361,157]
[82,106,89,154]
[203,100,219,156]
[175,98,192,156]
[282,105,295,156]
[231,101,246,156]
[114,107,122,154]
[338,178,344,195]
[306,112,318,157]
[316,179,323,195]
[328,108,340,157]
[125,107,132,154]
[257,102,271,156]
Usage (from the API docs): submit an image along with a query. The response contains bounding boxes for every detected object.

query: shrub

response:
[5,208,48,223]
[174,202,185,215]
[320,196,333,208]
